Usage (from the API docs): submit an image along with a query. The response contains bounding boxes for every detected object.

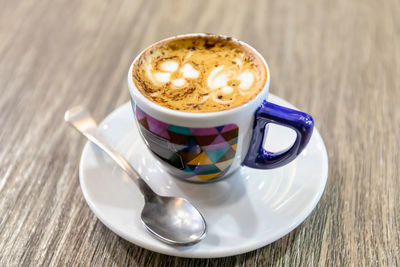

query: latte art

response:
[132,35,267,112]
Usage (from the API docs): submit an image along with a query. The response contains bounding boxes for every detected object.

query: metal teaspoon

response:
[65,106,207,246]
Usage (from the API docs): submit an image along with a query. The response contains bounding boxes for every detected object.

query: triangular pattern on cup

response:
[183,137,202,152]
[216,147,236,162]
[221,124,238,133]
[187,164,221,174]
[146,115,170,139]
[194,134,218,146]
[189,127,219,136]
[187,152,213,165]
[138,119,149,130]
[168,130,191,145]
[205,147,230,163]
[178,150,200,162]
[168,125,191,136]
[135,107,146,120]
[221,128,239,141]
[214,159,233,171]
[197,172,220,181]
[207,135,228,146]
[202,140,232,152]
[215,126,225,133]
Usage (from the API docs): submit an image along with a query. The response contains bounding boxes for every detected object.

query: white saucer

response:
[79,94,328,258]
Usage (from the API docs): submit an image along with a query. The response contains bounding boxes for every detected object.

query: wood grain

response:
[0,0,399,265]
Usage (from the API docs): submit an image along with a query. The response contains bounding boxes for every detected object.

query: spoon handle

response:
[65,106,156,198]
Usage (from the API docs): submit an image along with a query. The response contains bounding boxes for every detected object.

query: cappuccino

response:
[132,35,267,112]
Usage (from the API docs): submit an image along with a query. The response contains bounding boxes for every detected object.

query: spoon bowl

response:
[141,196,206,245]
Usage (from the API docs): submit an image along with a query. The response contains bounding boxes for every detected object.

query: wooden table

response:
[1,0,399,265]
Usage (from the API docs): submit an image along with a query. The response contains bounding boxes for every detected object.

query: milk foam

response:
[147,60,201,91]
[180,64,199,79]
[160,60,179,72]
[133,35,266,112]
[172,78,186,87]
[154,72,170,83]
[238,71,254,90]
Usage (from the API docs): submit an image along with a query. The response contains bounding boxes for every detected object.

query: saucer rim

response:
[79,94,328,258]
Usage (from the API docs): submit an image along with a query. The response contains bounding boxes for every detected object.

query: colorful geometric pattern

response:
[135,106,239,181]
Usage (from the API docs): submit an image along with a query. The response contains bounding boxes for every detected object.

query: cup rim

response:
[127,33,271,119]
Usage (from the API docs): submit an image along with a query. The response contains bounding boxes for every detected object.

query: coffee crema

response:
[132,35,267,113]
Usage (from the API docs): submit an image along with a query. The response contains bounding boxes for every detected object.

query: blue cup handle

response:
[243,100,314,169]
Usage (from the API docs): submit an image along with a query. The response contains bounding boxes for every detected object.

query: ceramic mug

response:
[128,33,314,183]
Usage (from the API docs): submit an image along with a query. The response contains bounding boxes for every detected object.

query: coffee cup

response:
[127,33,313,183]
